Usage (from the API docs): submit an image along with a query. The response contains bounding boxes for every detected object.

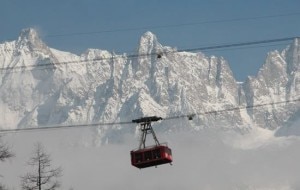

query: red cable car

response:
[130,116,173,169]
[131,144,172,169]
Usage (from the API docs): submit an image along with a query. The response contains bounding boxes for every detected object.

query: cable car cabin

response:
[131,144,172,169]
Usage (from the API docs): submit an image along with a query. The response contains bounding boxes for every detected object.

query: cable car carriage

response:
[130,116,173,169]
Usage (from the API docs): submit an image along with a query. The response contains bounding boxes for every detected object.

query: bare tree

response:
[21,142,62,190]
[0,184,7,190]
[0,137,14,162]
[0,136,14,190]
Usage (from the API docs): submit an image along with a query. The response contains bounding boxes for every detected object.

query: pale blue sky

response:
[1,0,300,81]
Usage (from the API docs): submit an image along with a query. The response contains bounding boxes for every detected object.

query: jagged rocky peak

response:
[140,31,158,44]
[283,38,300,57]
[17,28,48,51]
[19,28,39,41]
[292,37,300,48]
[0,28,300,133]
[83,48,112,59]
[137,31,162,55]
[262,50,286,71]
[286,38,300,72]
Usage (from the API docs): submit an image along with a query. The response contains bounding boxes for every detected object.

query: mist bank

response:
[1,127,300,190]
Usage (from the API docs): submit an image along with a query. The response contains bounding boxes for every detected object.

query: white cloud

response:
[1,127,300,190]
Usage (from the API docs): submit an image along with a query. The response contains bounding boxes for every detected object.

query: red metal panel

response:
[131,145,172,169]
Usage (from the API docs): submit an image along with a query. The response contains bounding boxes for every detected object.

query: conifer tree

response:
[21,143,62,190]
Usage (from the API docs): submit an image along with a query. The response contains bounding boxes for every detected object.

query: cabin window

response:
[165,148,172,156]
[153,149,161,159]
[144,151,152,160]
[135,153,142,163]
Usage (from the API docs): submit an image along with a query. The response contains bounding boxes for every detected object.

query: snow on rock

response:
[243,38,300,129]
[0,28,300,142]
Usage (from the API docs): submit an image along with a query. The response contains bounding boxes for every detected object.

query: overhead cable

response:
[1,11,299,42]
[46,12,300,38]
[165,98,300,120]
[0,36,298,72]
[0,98,299,134]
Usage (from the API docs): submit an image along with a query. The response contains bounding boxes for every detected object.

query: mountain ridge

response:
[0,28,299,142]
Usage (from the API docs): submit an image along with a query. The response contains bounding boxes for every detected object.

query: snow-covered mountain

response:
[0,28,299,141]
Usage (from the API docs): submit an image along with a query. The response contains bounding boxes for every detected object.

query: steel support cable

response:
[201,42,290,53]
[2,11,299,42]
[0,98,299,134]
[164,98,300,121]
[44,12,300,37]
[0,42,291,74]
[182,37,296,52]
[0,121,133,133]
[2,12,300,44]
[0,36,298,72]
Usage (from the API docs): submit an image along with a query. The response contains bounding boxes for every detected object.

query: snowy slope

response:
[243,38,300,129]
[0,28,299,141]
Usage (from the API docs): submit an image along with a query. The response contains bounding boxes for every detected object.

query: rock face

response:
[243,38,300,130]
[0,28,299,141]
